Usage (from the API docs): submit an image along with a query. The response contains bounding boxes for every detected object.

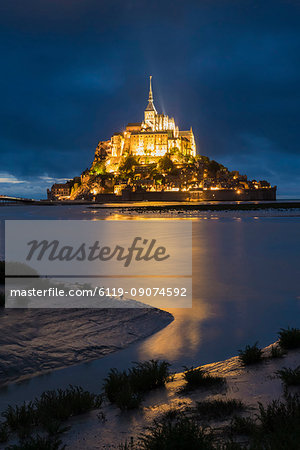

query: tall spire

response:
[145,75,156,112]
[149,75,153,102]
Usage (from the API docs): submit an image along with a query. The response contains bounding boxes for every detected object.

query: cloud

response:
[0,0,299,198]
[0,173,27,184]
[0,174,71,199]
[220,133,300,197]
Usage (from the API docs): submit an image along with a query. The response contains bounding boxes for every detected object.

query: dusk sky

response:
[0,0,299,198]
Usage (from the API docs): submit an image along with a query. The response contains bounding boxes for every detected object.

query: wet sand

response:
[0,307,173,386]
[62,343,300,449]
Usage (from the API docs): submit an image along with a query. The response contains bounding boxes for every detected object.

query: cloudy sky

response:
[0,0,299,198]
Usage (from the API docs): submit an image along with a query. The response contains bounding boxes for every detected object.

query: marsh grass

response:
[196,399,246,420]
[42,421,71,437]
[219,443,246,450]
[278,327,300,350]
[114,385,143,411]
[5,434,66,449]
[118,396,300,449]
[0,422,9,443]
[229,394,300,450]
[119,414,246,449]
[277,366,300,386]
[182,366,225,389]
[139,414,214,450]
[104,368,129,403]
[35,385,102,425]
[160,408,184,421]
[253,394,300,448]
[270,345,285,359]
[129,360,170,392]
[118,437,135,449]
[2,385,101,440]
[229,416,258,436]
[238,342,263,365]
[103,360,170,410]
[2,402,37,434]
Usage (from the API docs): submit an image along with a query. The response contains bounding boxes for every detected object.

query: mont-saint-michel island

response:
[47,77,276,203]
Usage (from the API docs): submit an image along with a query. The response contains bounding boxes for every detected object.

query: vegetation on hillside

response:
[67,145,270,200]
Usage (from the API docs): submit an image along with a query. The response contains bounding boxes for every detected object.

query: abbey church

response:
[47,76,276,202]
[103,76,196,163]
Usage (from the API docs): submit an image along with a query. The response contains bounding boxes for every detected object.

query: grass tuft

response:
[196,399,245,420]
[219,442,246,450]
[118,394,300,450]
[160,408,183,422]
[139,414,214,449]
[118,437,135,449]
[229,415,258,436]
[103,368,129,404]
[254,396,299,433]
[183,366,225,388]
[2,402,37,435]
[114,385,143,411]
[35,385,102,425]
[278,327,300,350]
[277,366,300,386]
[129,360,170,393]
[270,345,285,358]
[5,434,66,449]
[103,360,170,410]
[229,394,300,449]
[0,422,9,443]
[1,385,101,441]
[238,342,263,365]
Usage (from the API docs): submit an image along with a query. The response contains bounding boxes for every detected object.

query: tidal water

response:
[0,203,299,409]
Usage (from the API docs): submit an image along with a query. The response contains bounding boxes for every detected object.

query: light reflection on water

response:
[136,217,300,367]
[0,205,299,408]
[139,303,212,362]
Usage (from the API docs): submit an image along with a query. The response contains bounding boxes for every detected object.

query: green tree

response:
[169,146,179,155]
[196,155,210,164]
[157,154,174,173]
[91,161,107,175]
[119,155,139,175]
[207,160,221,177]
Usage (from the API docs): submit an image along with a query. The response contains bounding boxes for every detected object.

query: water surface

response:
[0,204,299,409]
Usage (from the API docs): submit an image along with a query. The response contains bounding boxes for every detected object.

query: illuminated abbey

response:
[102,76,196,164]
[47,76,276,201]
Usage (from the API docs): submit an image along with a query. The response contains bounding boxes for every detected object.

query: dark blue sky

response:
[0,0,299,198]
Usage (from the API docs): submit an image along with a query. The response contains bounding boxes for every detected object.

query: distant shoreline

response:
[1,200,300,211]
[88,200,300,212]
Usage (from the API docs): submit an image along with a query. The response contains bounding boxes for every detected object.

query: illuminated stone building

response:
[105,76,196,162]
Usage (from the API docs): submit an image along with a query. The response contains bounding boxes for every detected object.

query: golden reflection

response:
[104,214,198,221]
[137,220,222,362]
[138,300,212,361]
